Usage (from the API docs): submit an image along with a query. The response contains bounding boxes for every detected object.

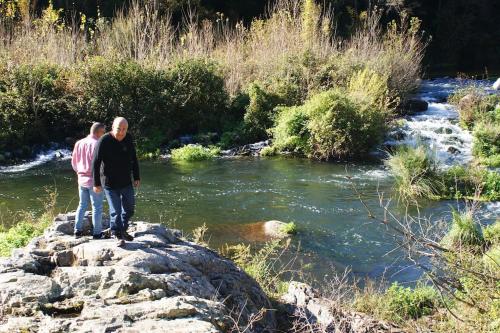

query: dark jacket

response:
[92,133,140,189]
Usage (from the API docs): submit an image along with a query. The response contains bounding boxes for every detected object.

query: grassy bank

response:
[0,0,425,161]
[385,145,500,203]
[448,86,500,167]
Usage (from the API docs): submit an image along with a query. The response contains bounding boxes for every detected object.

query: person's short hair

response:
[90,122,105,135]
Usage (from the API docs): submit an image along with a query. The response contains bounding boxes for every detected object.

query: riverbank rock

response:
[493,78,500,90]
[279,282,401,333]
[222,140,271,157]
[0,213,275,332]
[400,98,428,114]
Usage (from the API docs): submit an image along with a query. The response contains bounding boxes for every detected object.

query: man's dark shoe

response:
[74,230,84,239]
[93,232,111,240]
[113,231,125,247]
[122,231,134,242]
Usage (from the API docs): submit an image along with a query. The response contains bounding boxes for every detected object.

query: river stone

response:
[493,78,500,90]
[401,98,428,114]
[0,213,275,332]
[280,281,399,332]
[263,220,290,239]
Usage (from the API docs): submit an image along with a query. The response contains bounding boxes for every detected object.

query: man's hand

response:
[93,186,102,193]
[133,180,140,188]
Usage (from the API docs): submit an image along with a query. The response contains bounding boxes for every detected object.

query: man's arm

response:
[92,137,104,189]
[71,142,79,172]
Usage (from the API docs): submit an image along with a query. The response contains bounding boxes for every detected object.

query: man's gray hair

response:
[90,122,105,135]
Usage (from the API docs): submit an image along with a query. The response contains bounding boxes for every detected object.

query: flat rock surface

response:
[0,213,275,332]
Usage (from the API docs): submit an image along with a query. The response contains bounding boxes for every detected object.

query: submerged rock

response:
[0,213,275,332]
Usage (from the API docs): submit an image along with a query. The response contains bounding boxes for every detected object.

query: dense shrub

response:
[449,88,500,130]
[271,105,310,155]
[441,165,500,201]
[270,88,387,159]
[81,57,172,140]
[170,144,220,162]
[472,122,500,167]
[0,63,80,150]
[483,221,500,245]
[384,145,440,202]
[165,59,229,134]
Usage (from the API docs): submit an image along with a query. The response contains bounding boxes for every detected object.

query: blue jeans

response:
[104,185,135,233]
[75,186,104,236]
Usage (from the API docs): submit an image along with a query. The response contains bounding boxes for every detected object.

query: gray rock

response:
[280,281,399,333]
[401,98,428,114]
[493,78,500,90]
[0,213,275,332]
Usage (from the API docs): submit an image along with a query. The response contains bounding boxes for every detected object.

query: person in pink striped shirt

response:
[71,122,108,239]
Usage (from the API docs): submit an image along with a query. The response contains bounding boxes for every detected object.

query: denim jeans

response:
[104,185,135,233]
[75,186,104,236]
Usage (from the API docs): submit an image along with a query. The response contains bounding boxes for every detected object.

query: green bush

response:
[442,210,485,249]
[382,283,440,322]
[170,144,220,162]
[259,146,278,156]
[243,82,282,140]
[473,122,500,167]
[166,58,229,134]
[385,145,440,202]
[482,245,500,270]
[440,165,500,201]
[270,105,310,155]
[82,57,172,139]
[483,221,500,245]
[306,89,387,159]
[0,62,80,150]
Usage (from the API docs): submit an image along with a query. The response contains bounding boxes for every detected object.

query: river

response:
[0,78,498,285]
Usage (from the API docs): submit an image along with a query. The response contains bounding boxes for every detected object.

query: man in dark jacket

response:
[92,117,140,245]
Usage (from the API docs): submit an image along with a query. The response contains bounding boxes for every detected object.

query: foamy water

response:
[0,149,72,173]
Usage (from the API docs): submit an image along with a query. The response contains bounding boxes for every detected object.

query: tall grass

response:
[385,145,441,203]
[0,0,425,100]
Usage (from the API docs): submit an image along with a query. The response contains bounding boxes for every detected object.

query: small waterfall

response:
[386,78,495,167]
[0,149,72,173]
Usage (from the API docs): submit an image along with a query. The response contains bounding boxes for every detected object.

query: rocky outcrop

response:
[279,282,401,333]
[0,213,275,332]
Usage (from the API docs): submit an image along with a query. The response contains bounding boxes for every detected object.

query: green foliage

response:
[243,82,282,140]
[441,165,500,201]
[259,146,278,156]
[306,89,387,159]
[483,221,500,246]
[280,222,298,235]
[270,88,387,159]
[385,145,440,203]
[165,58,229,134]
[0,62,80,150]
[383,283,440,322]
[449,88,500,130]
[473,122,500,167]
[170,144,220,162]
[442,210,485,249]
[270,105,310,155]
[221,240,291,299]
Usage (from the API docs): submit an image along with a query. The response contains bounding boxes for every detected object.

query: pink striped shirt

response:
[71,135,99,188]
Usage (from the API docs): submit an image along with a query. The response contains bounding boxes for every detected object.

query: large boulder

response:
[0,214,275,332]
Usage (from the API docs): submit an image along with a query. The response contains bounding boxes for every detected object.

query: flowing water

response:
[0,79,498,285]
